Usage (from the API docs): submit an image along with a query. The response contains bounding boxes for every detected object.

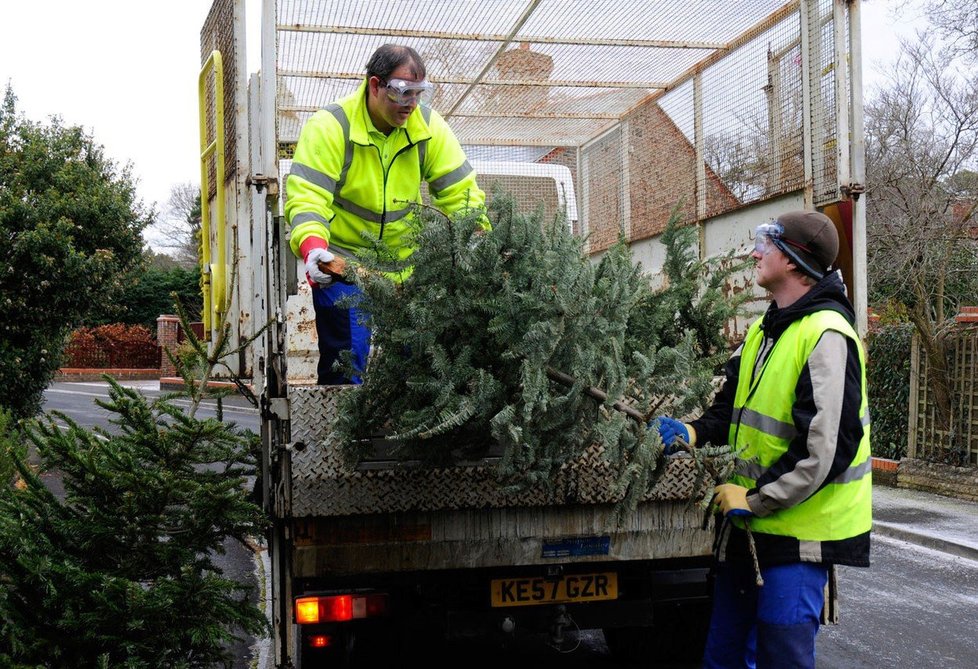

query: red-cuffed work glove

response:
[299,236,333,287]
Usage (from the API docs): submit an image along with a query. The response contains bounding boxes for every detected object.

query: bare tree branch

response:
[148,182,201,268]
[866,30,978,454]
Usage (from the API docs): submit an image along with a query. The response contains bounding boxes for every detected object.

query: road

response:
[40,382,978,668]
[42,380,260,434]
[818,534,978,668]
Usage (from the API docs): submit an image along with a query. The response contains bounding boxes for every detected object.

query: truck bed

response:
[285,386,714,577]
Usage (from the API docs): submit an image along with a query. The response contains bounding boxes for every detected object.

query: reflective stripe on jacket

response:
[285,80,485,268]
[728,309,872,558]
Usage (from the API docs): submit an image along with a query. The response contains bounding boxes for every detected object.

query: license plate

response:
[490,572,618,607]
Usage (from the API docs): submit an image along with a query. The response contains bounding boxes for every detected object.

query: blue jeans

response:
[311,281,369,385]
[703,561,828,669]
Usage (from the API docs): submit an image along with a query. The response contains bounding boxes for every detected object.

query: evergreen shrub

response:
[1,86,149,419]
[0,379,267,666]
[866,323,913,460]
[0,408,26,487]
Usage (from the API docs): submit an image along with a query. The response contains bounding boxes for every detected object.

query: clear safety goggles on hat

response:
[383,78,435,106]
[752,221,826,279]
[753,222,784,255]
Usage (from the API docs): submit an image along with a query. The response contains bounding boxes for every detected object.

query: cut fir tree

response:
[333,193,744,511]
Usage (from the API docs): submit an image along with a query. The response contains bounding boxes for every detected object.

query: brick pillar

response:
[157,315,180,378]
[867,308,881,333]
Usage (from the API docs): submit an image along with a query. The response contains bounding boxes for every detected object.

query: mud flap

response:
[820,564,838,625]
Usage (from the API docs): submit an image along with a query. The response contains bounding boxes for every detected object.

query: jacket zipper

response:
[731,331,778,457]
[373,141,417,240]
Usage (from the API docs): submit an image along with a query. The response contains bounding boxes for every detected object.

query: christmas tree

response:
[0,380,267,666]
[334,194,745,508]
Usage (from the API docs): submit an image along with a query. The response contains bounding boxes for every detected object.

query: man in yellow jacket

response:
[655,210,871,668]
[285,44,486,384]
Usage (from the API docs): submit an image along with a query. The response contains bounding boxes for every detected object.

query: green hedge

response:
[0,408,26,487]
[866,323,913,460]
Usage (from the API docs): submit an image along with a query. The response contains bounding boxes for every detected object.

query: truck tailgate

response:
[286,386,713,576]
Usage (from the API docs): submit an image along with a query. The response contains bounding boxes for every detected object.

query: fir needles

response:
[333,194,743,512]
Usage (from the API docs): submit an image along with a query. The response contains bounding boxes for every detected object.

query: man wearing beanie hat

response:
[652,210,871,668]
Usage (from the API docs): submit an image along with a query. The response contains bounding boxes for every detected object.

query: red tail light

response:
[295,593,389,624]
[308,634,332,648]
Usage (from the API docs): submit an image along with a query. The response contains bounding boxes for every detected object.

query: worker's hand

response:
[714,483,752,517]
[650,416,691,455]
[304,247,335,287]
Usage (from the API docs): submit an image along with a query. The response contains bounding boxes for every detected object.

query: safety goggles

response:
[753,222,784,255]
[382,78,435,106]
[752,221,825,279]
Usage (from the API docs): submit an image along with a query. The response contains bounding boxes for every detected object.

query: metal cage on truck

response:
[199,0,867,385]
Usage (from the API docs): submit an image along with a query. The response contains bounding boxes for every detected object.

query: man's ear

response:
[367,76,381,97]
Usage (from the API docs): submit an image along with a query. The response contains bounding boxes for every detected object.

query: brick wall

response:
[584,127,625,253]
[897,458,978,503]
[583,101,740,254]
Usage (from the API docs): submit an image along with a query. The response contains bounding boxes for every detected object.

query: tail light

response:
[308,634,332,648]
[295,593,389,624]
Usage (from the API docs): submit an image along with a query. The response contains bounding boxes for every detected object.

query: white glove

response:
[304,247,335,287]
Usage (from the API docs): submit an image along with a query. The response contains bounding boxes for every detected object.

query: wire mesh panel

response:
[698,12,805,209]
[200,0,240,194]
[581,126,626,253]
[273,0,854,246]
[810,0,843,206]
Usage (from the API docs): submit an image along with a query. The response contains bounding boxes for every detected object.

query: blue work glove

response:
[651,416,689,455]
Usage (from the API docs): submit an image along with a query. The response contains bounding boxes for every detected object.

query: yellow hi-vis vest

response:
[285,80,485,272]
[728,310,872,545]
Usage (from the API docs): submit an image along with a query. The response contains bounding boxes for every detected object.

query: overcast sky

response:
[0,0,924,250]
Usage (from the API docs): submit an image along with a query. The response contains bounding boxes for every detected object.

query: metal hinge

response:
[247,173,279,196]
[841,182,865,200]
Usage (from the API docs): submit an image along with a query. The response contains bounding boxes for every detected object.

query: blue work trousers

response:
[703,561,828,669]
[312,281,369,385]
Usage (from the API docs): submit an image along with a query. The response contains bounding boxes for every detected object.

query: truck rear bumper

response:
[293,556,713,641]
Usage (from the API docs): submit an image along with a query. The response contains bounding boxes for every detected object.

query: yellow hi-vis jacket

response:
[285,80,486,270]
[729,309,872,564]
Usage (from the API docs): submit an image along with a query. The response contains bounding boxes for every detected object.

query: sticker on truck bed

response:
[541,535,610,558]
[490,572,618,607]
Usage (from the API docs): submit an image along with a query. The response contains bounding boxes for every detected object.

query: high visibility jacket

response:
[285,80,485,270]
[728,309,872,564]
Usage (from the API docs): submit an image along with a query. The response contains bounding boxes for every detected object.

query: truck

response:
[196,1,867,665]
